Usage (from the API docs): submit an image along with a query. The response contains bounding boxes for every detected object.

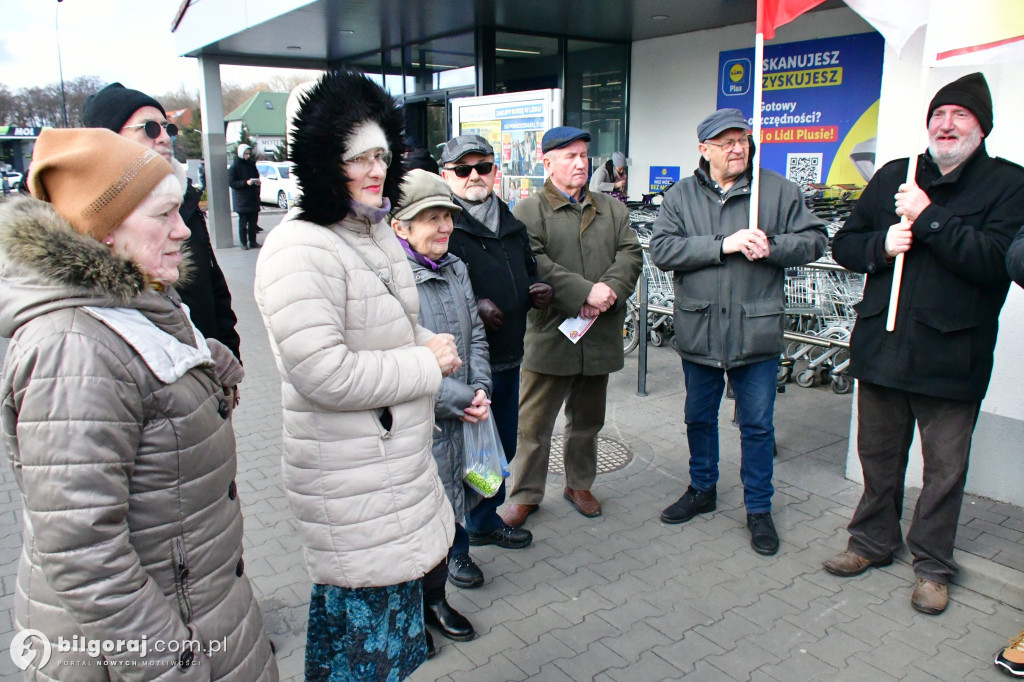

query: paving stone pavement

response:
[1,214,1023,681]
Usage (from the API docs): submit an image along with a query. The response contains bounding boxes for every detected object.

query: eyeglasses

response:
[703,137,750,151]
[445,161,495,178]
[345,149,392,171]
[122,121,178,140]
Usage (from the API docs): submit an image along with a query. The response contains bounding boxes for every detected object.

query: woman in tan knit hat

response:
[0,128,278,680]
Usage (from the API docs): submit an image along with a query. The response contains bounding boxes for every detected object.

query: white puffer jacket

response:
[254,208,455,588]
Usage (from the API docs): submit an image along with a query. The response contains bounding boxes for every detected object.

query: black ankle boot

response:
[423,594,475,641]
[425,630,436,659]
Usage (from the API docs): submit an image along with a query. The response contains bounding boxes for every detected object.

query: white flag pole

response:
[885,44,933,332]
[750,30,765,232]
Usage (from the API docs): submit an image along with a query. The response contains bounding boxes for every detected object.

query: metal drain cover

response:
[548,435,633,475]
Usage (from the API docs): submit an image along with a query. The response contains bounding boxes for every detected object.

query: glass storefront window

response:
[494,32,560,94]
[383,48,406,95]
[566,39,628,173]
[405,32,475,93]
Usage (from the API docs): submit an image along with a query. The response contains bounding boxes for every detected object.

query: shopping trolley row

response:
[621,249,865,395]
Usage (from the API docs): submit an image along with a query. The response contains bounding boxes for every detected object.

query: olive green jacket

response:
[513,179,642,376]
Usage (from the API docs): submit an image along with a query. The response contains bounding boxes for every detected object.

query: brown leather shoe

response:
[499,504,538,528]
[822,550,892,577]
[911,578,948,615]
[563,488,602,518]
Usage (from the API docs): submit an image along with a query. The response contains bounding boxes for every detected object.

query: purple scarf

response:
[349,197,392,225]
[398,236,448,271]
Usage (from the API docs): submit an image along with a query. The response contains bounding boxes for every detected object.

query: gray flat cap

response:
[439,134,495,164]
[698,108,750,142]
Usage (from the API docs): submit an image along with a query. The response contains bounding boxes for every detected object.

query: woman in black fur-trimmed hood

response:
[254,71,462,679]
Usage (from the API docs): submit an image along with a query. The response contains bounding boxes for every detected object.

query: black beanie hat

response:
[82,82,166,133]
[927,72,993,136]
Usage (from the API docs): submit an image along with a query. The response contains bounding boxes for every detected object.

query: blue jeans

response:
[683,358,779,513]
[465,367,520,534]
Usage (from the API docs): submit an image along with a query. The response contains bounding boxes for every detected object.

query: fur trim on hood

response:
[0,196,191,303]
[289,70,407,226]
[237,144,252,159]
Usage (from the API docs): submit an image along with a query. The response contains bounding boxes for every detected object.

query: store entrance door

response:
[400,87,474,168]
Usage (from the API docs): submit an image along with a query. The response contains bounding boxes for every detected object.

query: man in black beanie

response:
[823,72,1024,615]
[83,83,243,365]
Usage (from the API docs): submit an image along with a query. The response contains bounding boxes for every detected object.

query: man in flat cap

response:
[437,134,553,588]
[825,73,1024,615]
[650,108,826,556]
[500,127,642,528]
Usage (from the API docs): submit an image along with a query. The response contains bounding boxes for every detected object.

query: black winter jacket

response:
[447,196,541,369]
[178,181,242,360]
[229,155,261,214]
[832,144,1024,402]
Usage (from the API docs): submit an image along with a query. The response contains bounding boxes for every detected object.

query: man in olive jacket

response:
[650,109,826,557]
[824,73,1024,616]
[500,127,642,528]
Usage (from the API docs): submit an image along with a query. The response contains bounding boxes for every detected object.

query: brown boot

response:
[500,504,538,528]
[564,488,601,517]
[911,578,948,615]
[822,550,892,577]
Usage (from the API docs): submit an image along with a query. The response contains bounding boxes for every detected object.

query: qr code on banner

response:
[786,153,823,189]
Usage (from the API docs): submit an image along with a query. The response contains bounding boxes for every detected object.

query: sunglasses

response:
[123,120,178,140]
[445,161,494,178]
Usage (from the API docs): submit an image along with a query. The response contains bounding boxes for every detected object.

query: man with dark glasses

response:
[83,82,243,368]
[440,134,553,589]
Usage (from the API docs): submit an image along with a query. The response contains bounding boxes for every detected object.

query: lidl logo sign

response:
[722,58,751,96]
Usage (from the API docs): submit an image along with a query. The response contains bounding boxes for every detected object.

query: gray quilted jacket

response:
[0,197,278,681]
[407,252,491,520]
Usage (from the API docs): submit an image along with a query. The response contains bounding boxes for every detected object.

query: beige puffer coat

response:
[0,197,278,681]
[254,208,455,589]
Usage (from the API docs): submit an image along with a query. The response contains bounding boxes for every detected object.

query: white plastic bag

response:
[463,417,507,498]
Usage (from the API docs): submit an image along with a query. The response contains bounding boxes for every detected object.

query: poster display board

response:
[450,89,561,209]
[649,166,681,194]
[717,32,883,187]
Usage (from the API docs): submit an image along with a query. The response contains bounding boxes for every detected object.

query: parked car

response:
[2,170,23,194]
[256,162,300,209]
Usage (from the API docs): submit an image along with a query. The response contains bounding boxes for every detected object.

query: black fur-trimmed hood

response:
[290,70,407,226]
[0,196,192,337]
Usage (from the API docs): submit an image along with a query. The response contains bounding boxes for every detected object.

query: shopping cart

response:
[780,261,863,393]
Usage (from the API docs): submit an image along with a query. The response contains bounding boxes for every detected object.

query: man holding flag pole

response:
[823,73,1024,615]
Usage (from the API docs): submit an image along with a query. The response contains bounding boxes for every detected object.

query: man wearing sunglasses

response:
[650,108,826,556]
[439,134,553,588]
[83,83,243,369]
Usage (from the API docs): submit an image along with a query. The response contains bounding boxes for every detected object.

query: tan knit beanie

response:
[28,128,173,240]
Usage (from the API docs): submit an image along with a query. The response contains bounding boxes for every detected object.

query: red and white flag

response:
[757,0,828,40]
[925,0,1024,66]
[843,0,930,56]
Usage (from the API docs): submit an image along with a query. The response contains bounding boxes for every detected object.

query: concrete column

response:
[198,57,233,249]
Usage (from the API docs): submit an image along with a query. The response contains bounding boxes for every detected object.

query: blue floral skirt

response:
[305,580,427,682]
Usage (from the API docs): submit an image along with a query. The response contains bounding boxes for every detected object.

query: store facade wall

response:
[628,7,1024,507]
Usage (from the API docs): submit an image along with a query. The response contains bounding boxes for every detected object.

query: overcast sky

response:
[1,0,315,96]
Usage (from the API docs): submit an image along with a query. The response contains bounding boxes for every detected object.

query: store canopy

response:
[172,0,846,68]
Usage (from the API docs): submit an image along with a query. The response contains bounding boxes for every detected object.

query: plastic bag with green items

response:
[463,416,508,498]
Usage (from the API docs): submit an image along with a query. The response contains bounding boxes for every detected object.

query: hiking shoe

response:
[447,553,483,589]
[823,550,893,577]
[995,628,1024,677]
[468,523,533,549]
[911,578,948,614]
[660,486,716,524]
[747,512,780,555]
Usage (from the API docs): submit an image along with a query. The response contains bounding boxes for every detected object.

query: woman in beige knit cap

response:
[0,128,278,680]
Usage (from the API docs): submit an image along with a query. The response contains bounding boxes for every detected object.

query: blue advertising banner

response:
[649,166,681,193]
[717,32,883,187]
